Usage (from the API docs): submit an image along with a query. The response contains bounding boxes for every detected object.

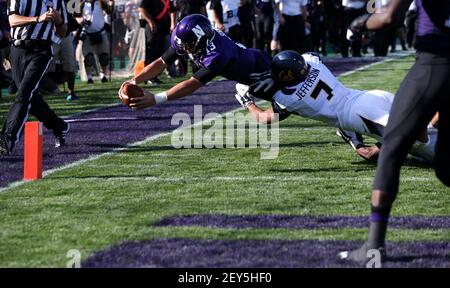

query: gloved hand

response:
[347,14,371,41]
[249,71,275,93]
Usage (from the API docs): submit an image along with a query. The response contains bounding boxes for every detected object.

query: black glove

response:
[347,14,371,41]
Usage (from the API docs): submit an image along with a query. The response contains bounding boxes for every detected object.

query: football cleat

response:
[55,122,70,148]
[336,128,364,151]
[338,242,386,267]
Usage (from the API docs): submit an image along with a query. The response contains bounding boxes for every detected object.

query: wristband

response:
[154,91,168,104]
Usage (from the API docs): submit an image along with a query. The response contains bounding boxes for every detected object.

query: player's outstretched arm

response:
[133,57,168,85]
[119,57,168,97]
[128,77,204,110]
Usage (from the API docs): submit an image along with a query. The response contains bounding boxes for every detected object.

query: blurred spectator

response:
[176,0,206,20]
[45,0,80,100]
[207,0,241,42]
[174,0,207,76]
[254,0,274,54]
[112,10,128,70]
[308,0,327,55]
[323,0,342,54]
[76,0,114,83]
[238,0,255,48]
[341,0,365,57]
[275,0,309,54]
[405,1,417,48]
[371,0,396,56]
[139,0,176,85]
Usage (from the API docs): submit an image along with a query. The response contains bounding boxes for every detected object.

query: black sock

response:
[368,204,391,248]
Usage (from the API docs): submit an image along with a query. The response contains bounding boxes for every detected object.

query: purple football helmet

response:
[171,14,215,56]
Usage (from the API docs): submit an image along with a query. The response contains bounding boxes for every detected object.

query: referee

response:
[0,0,69,156]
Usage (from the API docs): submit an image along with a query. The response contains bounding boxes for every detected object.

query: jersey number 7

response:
[310,80,334,101]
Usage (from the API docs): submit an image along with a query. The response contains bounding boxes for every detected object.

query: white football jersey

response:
[272,53,361,126]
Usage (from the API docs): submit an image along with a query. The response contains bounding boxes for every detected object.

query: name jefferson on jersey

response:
[272,53,362,126]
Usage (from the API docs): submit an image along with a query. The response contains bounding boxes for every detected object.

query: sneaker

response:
[55,122,70,148]
[101,76,108,83]
[338,242,386,267]
[0,136,10,156]
[87,78,94,84]
[66,93,79,101]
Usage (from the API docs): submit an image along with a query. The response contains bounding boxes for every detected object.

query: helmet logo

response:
[278,69,295,83]
[192,25,206,40]
[174,36,182,45]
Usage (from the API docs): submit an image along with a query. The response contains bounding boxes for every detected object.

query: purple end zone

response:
[0,81,240,187]
[152,214,450,230]
[83,238,450,268]
[0,57,379,188]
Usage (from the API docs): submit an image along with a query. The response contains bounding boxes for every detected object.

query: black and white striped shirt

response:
[8,0,68,41]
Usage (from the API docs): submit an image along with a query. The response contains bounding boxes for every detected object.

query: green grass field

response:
[0,56,449,267]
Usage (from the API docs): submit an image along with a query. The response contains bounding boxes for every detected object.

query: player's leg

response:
[435,76,450,186]
[338,90,393,160]
[340,90,393,141]
[341,53,446,265]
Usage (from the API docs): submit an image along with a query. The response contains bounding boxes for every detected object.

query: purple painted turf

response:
[83,238,450,268]
[152,214,450,230]
[0,81,239,187]
[0,58,378,188]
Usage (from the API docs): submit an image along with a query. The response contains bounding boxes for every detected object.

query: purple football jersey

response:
[193,31,271,84]
[415,0,450,54]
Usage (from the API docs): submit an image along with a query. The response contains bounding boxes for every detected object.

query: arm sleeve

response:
[161,47,178,65]
[193,67,219,84]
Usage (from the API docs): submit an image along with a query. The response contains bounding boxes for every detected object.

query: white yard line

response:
[0,55,411,193]
[41,175,434,182]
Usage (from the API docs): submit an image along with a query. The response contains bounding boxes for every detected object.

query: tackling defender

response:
[235,50,437,163]
[118,14,273,109]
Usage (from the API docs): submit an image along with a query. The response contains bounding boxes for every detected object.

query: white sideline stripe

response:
[0,106,247,193]
[43,176,434,182]
[66,117,140,123]
[0,55,406,193]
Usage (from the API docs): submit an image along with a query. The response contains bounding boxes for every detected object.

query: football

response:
[120,83,144,106]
